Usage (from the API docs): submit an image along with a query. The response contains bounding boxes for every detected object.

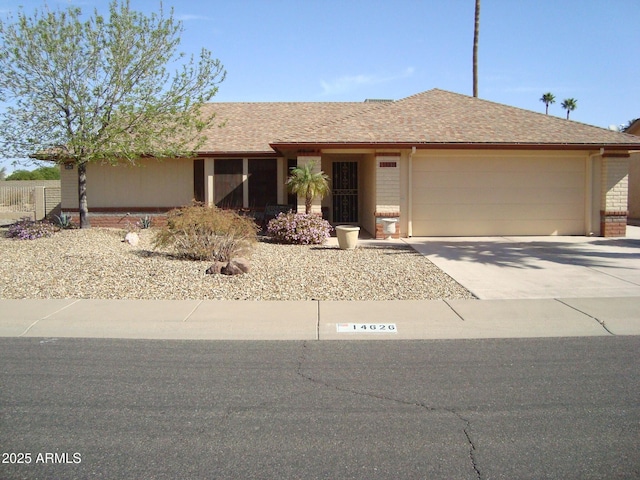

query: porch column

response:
[204,158,215,207]
[34,186,46,221]
[296,154,322,215]
[600,153,629,237]
[374,153,401,239]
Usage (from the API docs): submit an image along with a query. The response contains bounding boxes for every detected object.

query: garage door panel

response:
[415,187,583,205]
[413,202,584,221]
[416,171,583,190]
[411,219,585,236]
[411,154,586,236]
[414,155,585,173]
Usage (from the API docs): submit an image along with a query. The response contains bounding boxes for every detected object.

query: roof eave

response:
[269,141,640,152]
[195,150,279,158]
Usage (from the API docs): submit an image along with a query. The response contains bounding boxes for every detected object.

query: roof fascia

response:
[269,142,640,152]
[197,151,279,158]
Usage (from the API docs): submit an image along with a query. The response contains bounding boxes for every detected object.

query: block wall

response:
[600,156,629,237]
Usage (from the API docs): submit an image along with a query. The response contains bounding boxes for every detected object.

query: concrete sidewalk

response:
[1,297,638,341]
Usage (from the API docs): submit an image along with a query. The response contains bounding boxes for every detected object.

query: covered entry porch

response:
[297,150,403,239]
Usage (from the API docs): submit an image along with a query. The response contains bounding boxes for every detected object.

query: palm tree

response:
[286,160,330,214]
[473,0,480,97]
[561,98,577,119]
[540,92,555,114]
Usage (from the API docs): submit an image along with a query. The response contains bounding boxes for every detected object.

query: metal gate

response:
[332,162,358,223]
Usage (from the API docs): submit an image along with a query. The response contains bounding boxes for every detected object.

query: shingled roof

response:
[198,89,640,155]
[197,101,377,154]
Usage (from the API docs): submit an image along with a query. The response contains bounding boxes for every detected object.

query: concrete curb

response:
[1,297,638,340]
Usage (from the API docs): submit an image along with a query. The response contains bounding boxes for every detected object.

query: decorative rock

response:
[205,261,227,275]
[124,232,139,246]
[221,257,251,276]
[0,229,475,300]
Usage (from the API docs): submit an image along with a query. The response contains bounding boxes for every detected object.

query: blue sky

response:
[1,0,639,173]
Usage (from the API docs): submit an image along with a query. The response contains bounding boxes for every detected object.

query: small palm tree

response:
[286,160,330,214]
[540,92,555,114]
[561,98,577,119]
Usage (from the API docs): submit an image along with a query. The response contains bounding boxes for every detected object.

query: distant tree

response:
[472,0,480,97]
[5,165,60,180]
[540,92,555,114]
[34,166,60,179]
[5,169,33,180]
[0,0,225,228]
[561,98,577,119]
[286,161,331,214]
[0,166,5,180]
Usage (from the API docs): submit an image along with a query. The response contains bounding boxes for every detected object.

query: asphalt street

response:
[1,337,639,480]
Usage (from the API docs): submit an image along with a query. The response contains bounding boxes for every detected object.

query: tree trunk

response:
[473,0,480,97]
[305,194,312,214]
[78,161,91,228]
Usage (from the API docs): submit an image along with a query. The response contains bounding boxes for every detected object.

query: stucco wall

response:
[359,153,376,236]
[61,158,194,210]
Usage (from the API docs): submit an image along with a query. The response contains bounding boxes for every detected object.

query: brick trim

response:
[64,207,177,213]
[374,211,401,217]
[600,210,627,237]
[600,210,628,216]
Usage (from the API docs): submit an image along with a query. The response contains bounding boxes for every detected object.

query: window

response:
[215,159,243,208]
[248,159,277,208]
[193,159,204,203]
[214,158,278,209]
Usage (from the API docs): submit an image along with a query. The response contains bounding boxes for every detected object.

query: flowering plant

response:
[267,212,333,245]
[7,218,56,240]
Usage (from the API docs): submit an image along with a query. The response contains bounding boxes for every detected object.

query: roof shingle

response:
[198,89,640,154]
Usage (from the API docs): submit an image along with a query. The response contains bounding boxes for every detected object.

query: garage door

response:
[411,153,585,236]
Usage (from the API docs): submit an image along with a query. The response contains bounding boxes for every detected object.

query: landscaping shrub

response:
[53,213,75,229]
[267,212,333,245]
[153,204,258,261]
[7,218,56,240]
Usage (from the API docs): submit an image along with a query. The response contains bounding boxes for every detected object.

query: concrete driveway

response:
[404,226,640,299]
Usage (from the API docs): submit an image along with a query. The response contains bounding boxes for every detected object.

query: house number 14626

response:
[336,323,397,333]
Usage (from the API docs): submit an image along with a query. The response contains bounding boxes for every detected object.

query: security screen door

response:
[332,162,358,223]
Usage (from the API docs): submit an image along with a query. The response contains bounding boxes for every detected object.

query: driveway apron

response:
[404,227,640,299]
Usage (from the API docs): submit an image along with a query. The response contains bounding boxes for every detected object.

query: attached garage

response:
[411,151,587,236]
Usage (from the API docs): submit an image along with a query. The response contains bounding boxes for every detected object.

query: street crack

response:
[296,341,483,480]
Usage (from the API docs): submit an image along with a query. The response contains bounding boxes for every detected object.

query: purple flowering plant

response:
[267,212,333,245]
[7,218,56,240]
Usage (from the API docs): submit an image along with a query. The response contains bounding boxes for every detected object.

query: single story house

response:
[60,88,640,237]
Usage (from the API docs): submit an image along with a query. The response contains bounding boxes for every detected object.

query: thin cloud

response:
[320,67,415,96]
[177,14,210,21]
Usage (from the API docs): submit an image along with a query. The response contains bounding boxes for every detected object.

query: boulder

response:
[221,257,251,276]
[205,262,227,275]
[124,232,139,246]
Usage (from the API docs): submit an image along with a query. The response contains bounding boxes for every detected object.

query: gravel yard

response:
[0,227,474,301]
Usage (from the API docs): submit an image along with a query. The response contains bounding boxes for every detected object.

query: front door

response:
[332,161,358,223]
